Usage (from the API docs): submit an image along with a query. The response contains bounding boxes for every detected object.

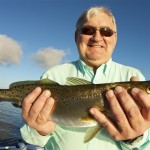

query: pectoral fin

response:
[84,125,103,143]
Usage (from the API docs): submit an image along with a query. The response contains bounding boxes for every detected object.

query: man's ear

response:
[113,32,117,47]
[74,31,78,44]
[115,32,117,43]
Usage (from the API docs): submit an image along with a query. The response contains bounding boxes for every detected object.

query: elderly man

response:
[21,7,150,150]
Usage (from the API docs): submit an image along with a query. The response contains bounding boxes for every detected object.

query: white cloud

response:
[34,47,66,69]
[0,34,22,66]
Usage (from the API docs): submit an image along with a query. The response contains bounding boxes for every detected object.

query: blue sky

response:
[0,0,150,88]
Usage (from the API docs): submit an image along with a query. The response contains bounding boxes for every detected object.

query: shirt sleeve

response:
[119,129,150,150]
[20,124,51,147]
[137,70,145,81]
[20,124,66,147]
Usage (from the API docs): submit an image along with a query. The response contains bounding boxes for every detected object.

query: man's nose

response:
[92,30,103,42]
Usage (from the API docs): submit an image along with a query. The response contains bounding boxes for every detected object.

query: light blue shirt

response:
[20,59,150,150]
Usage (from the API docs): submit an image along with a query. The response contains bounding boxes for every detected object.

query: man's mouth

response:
[88,45,104,48]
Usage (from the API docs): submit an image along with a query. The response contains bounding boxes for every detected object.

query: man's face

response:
[75,13,117,69]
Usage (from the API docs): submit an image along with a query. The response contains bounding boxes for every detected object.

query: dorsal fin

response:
[9,78,59,88]
[39,78,58,84]
[66,77,91,85]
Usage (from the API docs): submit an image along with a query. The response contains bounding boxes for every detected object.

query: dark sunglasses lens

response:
[100,28,114,37]
[81,26,95,35]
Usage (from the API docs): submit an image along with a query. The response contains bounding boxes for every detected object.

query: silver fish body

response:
[0,77,150,128]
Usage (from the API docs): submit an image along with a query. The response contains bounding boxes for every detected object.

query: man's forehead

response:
[83,13,116,29]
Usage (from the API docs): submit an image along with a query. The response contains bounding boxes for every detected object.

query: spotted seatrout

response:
[0,77,150,142]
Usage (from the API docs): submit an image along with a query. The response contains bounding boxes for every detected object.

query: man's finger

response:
[22,87,42,119]
[28,90,51,120]
[36,97,55,123]
[89,108,120,140]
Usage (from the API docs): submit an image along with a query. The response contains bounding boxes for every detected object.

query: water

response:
[0,102,24,146]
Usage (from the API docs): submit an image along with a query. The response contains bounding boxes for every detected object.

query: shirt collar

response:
[78,58,112,76]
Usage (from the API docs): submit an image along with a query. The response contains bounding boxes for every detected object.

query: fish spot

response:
[76,97,80,101]
[11,92,15,95]
[61,98,67,105]
[3,91,7,94]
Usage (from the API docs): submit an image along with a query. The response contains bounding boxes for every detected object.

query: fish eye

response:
[146,87,150,94]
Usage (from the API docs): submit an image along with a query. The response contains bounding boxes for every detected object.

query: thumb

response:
[130,76,139,81]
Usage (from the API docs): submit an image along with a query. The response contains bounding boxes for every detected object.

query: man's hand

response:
[22,87,56,136]
[90,77,150,141]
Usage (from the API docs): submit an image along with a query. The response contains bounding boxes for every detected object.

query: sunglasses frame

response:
[80,25,116,37]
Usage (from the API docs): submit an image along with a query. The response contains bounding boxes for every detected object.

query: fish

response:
[0,77,150,143]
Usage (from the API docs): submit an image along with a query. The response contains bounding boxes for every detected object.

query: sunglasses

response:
[80,26,116,37]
